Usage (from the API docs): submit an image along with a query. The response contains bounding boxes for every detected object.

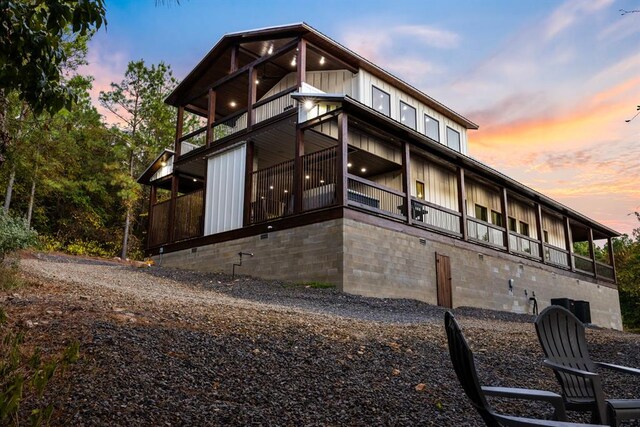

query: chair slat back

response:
[535,306,597,400]
[445,311,499,426]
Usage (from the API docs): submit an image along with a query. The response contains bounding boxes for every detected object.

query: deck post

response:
[147,185,157,249]
[337,112,349,207]
[168,175,178,243]
[294,128,304,213]
[247,67,257,131]
[457,167,468,240]
[501,187,510,252]
[402,141,412,225]
[564,216,575,271]
[608,237,617,283]
[230,44,238,73]
[588,227,597,279]
[296,38,306,88]
[205,89,216,147]
[243,140,254,226]
[174,106,184,157]
[535,203,545,263]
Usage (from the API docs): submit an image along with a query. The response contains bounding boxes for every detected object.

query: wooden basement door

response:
[435,252,452,308]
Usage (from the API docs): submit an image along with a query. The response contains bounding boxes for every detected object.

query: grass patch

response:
[294,281,335,289]
[0,263,25,291]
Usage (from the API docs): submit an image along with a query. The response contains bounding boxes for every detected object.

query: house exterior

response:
[138,23,622,329]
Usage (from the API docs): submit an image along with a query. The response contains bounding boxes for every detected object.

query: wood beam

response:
[307,42,358,74]
[608,237,617,283]
[296,38,306,88]
[294,128,304,213]
[337,112,349,207]
[185,104,208,117]
[230,44,239,73]
[147,186,157,250]
[457,167,468,241]
[174,106,184,157]
[501,187,510,252]
[205,89,216,147]
[168,175,178,243]
[243,140,254,226]
[402,141,412,225]
[588,227,597,279]
[247,66,257,130]
[564,216,575,271]
[535,203,545,264]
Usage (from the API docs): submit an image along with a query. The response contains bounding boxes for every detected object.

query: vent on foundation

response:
[260,234,269,240]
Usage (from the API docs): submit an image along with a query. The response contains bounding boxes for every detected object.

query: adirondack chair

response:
[535,305,640,427]
[444,311,605,427]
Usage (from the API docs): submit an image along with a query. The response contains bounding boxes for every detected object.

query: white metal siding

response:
[204,143,246,235]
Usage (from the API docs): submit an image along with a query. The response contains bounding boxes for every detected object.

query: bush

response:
[0,213,38,261]
[0,264,24,291]
[64,240,111,258]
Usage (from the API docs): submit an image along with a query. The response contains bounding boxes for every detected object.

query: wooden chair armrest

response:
[594,362,640,376]
[497,413,606,427]
[543,360,599,378]
[482,386,567,421]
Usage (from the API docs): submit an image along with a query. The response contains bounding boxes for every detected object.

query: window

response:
[475,204,488,222]
[543,230,549,243]
[491,210,503,227]
[519,221,530,237]
[446,127,461,152]
[400,101,416,129]
[424,114,440,141]
[508,217,517,232]
[415,181,425,200]
[372,86,390,116]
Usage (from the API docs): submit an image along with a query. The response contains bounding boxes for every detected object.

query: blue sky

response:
[85,0,640,235]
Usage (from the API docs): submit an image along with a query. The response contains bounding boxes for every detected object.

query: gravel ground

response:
[4,252,640,426]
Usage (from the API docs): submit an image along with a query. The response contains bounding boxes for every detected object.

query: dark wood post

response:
[230,44,238,73]
[205,89,216,147]
[608,237,617,283]
[243,140,254,226]
[294,128,304,213]
[174,106,184,157]
[296,38,306,88]
[147,185,157,249]
[535,203,545,263]
[337,112,349,207]
[457,167,468,240]
[564,216,575,271]
[168,175,178,243]
[247,67,257,131]
[501,187,510,252]
[588,227,597,278]
[402,141,412,225]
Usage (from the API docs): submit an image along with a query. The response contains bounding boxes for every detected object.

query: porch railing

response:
[596,261,615,281]
[543,244,570,268]
[411,198,461,235]
[179,127,207,155]
[509,232,541,259]
[253,88,296,125]
[148,199,171,247]
[573,253,594,274]
[250,159,295,224]
[467,217,505,248]
[213,110,248,142]
[173,189,204,241]
[347,175,406,220]
[302,146,337,211]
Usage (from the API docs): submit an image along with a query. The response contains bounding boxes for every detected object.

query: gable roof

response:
[166,22,479,130]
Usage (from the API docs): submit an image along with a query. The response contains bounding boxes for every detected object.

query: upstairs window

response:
[372,86,390,116]
[424,114,440,141]
[519,221,530,237]
[446,127,461,152]
[400,101,416,129]
[543,230,549,243]
[508,217,517,232]
[415,181,425,200]
[475,204,488,222]
[491,210,503,227]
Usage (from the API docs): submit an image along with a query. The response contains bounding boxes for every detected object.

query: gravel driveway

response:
[6,252,640,426]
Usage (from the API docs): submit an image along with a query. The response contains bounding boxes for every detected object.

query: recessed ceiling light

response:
[304,100,314,110]
[360,167,367,173]
[267,44,274,55]
[255,79,260,85]
[284,189,288,193]
[269,185,274,190]
[347,162,352,168]
[160,161,167,167]
[320,179,325,184]
[305,175,310,179]
[193,178,197,182]
[291,55,296,67]
[230,101,237,107]
[319,56,325,65]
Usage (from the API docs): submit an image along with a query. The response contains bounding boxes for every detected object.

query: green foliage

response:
[0,264,24,291]
[0,0,106,114]
[0,308,80,426]
[294,281,336,289]
[615,213,640,331]
[0,212,37,260]
[65,240,111,258]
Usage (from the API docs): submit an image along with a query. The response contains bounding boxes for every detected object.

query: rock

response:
[392,368,401,376]
[415,383,426,392]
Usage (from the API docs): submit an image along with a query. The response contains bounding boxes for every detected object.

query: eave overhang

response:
[137,149,174,185]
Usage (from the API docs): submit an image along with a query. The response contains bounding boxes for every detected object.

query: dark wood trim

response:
[347,202,406,222]
[147,186,157,249]
[185,103,208,117]
[608,237,617,283]
[243,140,254,226]
[230,43,238,73]
[346,174,406,198]
[298,109,341,130]
[174,106,184,157]
[296,38,306,87]
[179,125,207,143]
[535,202,545,264]
[337,112,349,206]
[306,42,358,74]
[205,88,216,147]
[457,167,468,241]
[402,142,412,225]
[247,67,257,130]
[501,188,511,252]
[253,86,297,109]
[410,197,462,217]
[588,227,597,279]
[168,175,178,243]
[564,216,575,271]
[294,128,304,213]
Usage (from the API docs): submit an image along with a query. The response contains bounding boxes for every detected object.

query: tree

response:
[615,213,640,330]
[99,60,177,259]
[0,0,106,166]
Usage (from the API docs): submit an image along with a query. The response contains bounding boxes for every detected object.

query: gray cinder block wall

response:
[154,217,623,330]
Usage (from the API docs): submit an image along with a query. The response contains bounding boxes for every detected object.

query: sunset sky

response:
[84,0,640,236]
